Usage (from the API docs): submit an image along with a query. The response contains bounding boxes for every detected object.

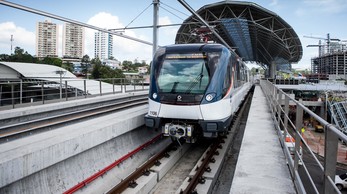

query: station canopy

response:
[175,1,303,68]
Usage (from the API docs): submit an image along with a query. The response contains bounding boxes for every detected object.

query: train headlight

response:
[187,126,192,137]
[164,123,169,134]
[205,93,216,102]
[152,93,158,99]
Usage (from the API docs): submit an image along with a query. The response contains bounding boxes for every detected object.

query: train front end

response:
[145,44,230,143]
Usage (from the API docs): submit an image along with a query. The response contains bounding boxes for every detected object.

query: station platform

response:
[230,85,296,193]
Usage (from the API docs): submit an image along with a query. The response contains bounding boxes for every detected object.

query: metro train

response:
[145,43,252,143]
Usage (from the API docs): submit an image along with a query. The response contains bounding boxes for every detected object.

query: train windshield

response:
[157,53,209,94]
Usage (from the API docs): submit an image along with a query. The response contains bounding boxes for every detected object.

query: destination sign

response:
[165,53,206,59]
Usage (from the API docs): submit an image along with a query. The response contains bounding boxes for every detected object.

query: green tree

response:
[91,58,102,79]
[91,64,101,79]
[62,62,74,72]
[122,60,133,72]
[81,55,91,76]
[41,57,62,67]
[91,58,125,80]
[14,47,24,56]
[9,47,36,63]
[0,54,10,61]
[81,55,90,64]
[251,67,265,76]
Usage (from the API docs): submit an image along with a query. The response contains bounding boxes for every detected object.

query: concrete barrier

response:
[0,105,148,193]
[0,91,147,121]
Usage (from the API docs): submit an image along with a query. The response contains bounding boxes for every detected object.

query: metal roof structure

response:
[0,62,113,95]
[175,1,303,68]
[0,61,76,80]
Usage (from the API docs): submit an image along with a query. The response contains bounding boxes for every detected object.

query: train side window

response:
[234,61,240,88]
[240,64,245,83]
[207,53,220,76]
[230,58,234,88]
[223,63,231,96]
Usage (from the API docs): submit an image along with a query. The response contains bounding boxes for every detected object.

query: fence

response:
[0,78,149,110]
[261,79,347,194]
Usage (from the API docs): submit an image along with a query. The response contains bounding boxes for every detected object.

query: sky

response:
[0,0,346,69]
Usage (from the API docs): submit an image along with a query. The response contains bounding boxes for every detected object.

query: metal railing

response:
[0,78,149,110]
[260,79,347,194]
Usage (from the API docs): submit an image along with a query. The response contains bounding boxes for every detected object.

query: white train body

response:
[145,43,252,143]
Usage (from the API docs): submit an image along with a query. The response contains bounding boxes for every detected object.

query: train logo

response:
[177,95,182,101]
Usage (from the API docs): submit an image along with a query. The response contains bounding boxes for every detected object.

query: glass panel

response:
[157,58,209,94]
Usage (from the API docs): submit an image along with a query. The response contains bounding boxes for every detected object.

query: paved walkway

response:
[230,85,296,193]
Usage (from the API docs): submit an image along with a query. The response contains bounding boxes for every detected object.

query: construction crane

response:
[304,33,341,56]
[306,39,325,57]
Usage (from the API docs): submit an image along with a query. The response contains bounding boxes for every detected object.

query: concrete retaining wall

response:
[0,104,150,193]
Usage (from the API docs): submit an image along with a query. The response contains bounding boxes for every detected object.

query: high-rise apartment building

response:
[94,31,113,60]
[108,33,113,59]
[94,31,106,60]
[36,20,58,58]
[63,23,85,59]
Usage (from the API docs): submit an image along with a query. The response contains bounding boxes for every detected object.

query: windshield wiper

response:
[171,82,179,93]
[184,74,203,94]
[185,63,205,94]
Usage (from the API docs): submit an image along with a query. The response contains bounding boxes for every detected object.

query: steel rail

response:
[0,96,148,142]
[106,141,175,194]
[181,85,254,193]
[180,139,222,194]
[64,134,163,194]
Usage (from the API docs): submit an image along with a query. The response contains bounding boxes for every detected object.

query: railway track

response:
[104,86,254,194]
[0,94,148,143]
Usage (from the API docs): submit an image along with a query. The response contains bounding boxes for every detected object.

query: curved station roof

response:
[175,1,303,68]
[0,61,76,80]
[0,62,119,95]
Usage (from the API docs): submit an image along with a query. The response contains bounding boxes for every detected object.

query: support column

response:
[319,106,325,121]
[152,0,159,57]
[269,61,277,79]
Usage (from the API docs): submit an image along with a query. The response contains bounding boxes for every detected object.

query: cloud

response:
[159,16,172,26]
[86,12,152,62]
[293,34,321,69]
[269,0,278,7]
[158,16,179,45]
[0,22,35,55]
[267,0,283,12]
[302,0,347,14]
[294,8,306,17]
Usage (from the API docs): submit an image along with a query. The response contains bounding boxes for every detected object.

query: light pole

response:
[325,90,330,121]
[153,0,159,57]
[55,70,66,99]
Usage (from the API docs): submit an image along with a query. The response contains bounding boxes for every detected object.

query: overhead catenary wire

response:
[0,0,153,46]
[110,22,201,31]
[160,1,190,21]
[124,3,153,29]
[110,1,200,31]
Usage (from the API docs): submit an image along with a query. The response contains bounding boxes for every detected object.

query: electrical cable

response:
[124,3,153,29]
[160,1,190,21]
